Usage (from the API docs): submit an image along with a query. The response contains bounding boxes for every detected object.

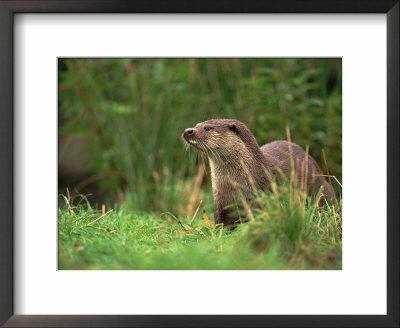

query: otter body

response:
[183,119,336,226]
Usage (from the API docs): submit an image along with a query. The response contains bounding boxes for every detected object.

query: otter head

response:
[182,119,260,160]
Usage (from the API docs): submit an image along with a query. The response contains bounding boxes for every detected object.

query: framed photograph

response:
[0,1,398,327]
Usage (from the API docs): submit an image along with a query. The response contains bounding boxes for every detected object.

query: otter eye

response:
[204,126,213,132]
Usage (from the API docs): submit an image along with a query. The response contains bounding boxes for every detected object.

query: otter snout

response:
[183,128,197,143]
[184,128,194,137]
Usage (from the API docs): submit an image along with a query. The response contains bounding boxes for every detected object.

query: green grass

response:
[58,187,342,270]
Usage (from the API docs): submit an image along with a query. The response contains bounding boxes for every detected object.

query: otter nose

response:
[184,128,194,137]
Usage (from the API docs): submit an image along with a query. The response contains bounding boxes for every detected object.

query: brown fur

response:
[183,119,336,226]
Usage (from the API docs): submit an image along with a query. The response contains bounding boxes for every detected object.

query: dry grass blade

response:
[65,187,74,214]
[178,220,188,231]
[190,199,204,224]
[201,210,214,228]
[308,188,323,226]
[218,227,224,238]
[179,225,201,238]
[87,209,113,226]
[162,224,204,244]
[196,228,209,239]
[66,188,71,208]
[187,165,205,215]
[236,189,255,222]
[314,174,342,188]
[321,148,332,185]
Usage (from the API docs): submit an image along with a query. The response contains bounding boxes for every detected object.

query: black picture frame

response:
[0,1,398,327]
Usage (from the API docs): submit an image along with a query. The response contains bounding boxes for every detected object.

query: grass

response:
[58,184,342,270]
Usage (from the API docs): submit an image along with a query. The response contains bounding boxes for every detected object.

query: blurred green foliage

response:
[58,58,341,212]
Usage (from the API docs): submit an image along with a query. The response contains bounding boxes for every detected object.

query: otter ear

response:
[229,124,239,135]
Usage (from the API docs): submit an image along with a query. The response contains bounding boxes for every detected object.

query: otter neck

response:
[208,143,269,192]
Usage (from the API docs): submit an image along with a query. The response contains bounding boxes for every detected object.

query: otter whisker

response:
[196,142,210,164]
[204,143,222,164]
[182,139,190,154]
[200,140,220,161]
[211,148,222,164]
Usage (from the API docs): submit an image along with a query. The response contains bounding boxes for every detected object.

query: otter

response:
[182,119,336,226]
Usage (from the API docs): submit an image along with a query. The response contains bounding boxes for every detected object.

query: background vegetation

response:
[58,58,342,270]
